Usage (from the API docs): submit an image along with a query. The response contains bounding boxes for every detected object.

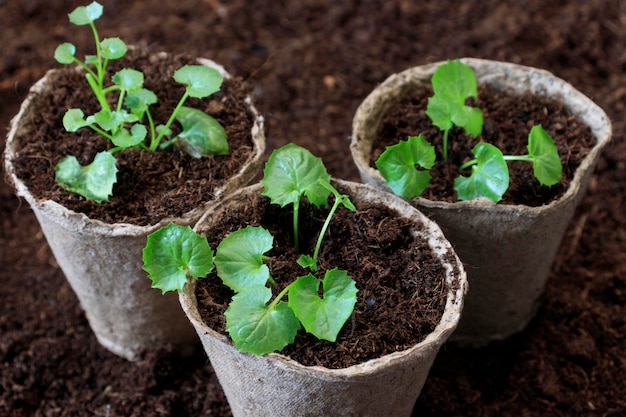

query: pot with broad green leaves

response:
[350,58,611,346]
[3,2,265,361]
[143,144,467,416]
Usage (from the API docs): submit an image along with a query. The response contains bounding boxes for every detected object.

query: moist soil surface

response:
[2,1,625,416]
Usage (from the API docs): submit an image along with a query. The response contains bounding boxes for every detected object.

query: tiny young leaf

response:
[527,125,562,186]
[54,151,118,203]
[54,43,77,64]
[225,286,300,355]
[375,135,436,199]
[111,124,146,148]
[288,269,358,342]
[173,65,224,99]
[143,223,215,294]
[214,226,273,293]
[126,88,158,117]
[261,143,331,208]
[174,106,229,157]
[68,1,103,25]
[297,254,317,271]
[455,142,509,202]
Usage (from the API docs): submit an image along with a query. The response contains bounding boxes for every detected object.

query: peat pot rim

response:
[3,55,266,236]
[180,179,467,381]
[350,57,612,217]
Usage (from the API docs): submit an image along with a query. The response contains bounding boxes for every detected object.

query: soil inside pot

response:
[10,49,257,226]
[368,84,597,206]
[195,184,459,369]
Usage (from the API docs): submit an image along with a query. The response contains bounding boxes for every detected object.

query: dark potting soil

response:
[10,49,257,226]
[2,0,625,416]
[368,84,597,205]
[195,188,457,369]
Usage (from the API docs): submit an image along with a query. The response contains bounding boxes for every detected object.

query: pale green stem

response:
[267,282,295,311]
[442,128,450,160]
[151,91,190,150]
[312,193,342,263]
[503,155,534,163]
[293,197,301,253]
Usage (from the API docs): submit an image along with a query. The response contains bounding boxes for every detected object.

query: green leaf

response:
[93,109,125,132]
[296,254,317,271]
[100,37,127,60]
[174,106,229,157]
[111,124,146,148]
[126,88,158,115]
[426,59,483,137]
[288,269,358,342]
[375,135,436,199]
[62,108,93,132]
[261,143,331,208]
[455,142,509,203]
[214,226,273,293]
[528,125,562,186]
[142,223,214,294]
[173,65,224,98]
[225,286,300,355]
[68,1,103,25]
[54,151,118,203]
[54,43,77,64]
[112,68,144,91]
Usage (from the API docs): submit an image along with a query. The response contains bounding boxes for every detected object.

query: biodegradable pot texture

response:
[3,56,266,361]
[179,179,467,417]
[350,58,612,346]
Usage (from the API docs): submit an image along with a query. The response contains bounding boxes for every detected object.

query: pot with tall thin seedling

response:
[143,144,467,416]
[351,58,611,346]
[3,1,265,360]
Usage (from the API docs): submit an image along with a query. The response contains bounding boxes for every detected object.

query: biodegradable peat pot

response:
[179,179,467,417]
[3,53,265,361]
[350,58,611,346]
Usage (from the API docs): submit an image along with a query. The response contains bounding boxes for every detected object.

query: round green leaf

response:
[62,108,92,132]
[455,142,509,202]
[173,65,223,98]
[431,59,478,101]
[261,143,331,208]
[68,1,103,25]
[375,135,435,199]
[225,287,300,355]
[54,43,76,64]
[528,125,563,186]
[101,37,127,60]
[214,226,273,293]
[143,223,214,294]
[112,68,144,91]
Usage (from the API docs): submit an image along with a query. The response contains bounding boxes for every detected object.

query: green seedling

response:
[143,144,358,355]
[426,59,483,160]
[53,1,228,202]
[376,60,563,203]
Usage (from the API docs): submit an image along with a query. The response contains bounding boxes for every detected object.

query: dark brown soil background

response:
[1,1,624,416]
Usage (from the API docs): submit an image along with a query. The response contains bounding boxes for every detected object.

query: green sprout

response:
[375,60,563,203]
[53,1,228,202]
[143,144,359,355]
